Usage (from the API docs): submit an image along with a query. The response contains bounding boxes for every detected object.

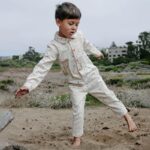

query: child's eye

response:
[68,22,74,25]
[68,23,79,27]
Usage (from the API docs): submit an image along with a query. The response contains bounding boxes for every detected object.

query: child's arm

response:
[83,38,104,59]
[16,44,58,97]
[81,32,104,59]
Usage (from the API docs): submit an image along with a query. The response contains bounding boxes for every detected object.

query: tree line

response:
[99,31,150,65]
[126,31,150,60]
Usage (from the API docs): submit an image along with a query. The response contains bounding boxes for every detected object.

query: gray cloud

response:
[0,0,150,56]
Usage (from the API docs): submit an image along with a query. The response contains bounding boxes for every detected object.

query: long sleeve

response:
[82,34,102,57]
[23,44,58,91]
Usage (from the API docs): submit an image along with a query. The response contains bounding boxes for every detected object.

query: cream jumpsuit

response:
[24,31,127,137]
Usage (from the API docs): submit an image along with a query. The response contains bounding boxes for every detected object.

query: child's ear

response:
[56,19,61,27]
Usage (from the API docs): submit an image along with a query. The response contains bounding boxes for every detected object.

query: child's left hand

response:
[15,86,29,98]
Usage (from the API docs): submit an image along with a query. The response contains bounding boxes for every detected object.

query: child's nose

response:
[72,25,77,30]
[73,25,77,30]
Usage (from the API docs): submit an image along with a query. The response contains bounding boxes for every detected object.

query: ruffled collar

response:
[54,31,78,44]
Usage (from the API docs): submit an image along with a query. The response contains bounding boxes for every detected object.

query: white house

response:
[0,56,12,61]
[107,42,127,62]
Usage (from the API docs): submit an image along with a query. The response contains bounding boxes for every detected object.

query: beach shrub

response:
[49,94,102,109]
[0,84,7,90]
[0,79,14,90]
[100,65,126,72]
[50,94,71,109]
[127,100,148,108]
[127,78,150,89]
[106,78,124,86]
[28,101,41,107]
[0,59,36,68]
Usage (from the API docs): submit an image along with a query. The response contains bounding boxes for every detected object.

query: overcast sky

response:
[0,0,150,56]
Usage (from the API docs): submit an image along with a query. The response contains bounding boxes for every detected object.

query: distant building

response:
[107,42,127,62]
[0,56,12,61]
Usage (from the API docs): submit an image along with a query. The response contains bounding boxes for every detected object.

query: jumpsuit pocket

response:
[59,49,70,75]
[60,59,69,75]
[59,49,69,61]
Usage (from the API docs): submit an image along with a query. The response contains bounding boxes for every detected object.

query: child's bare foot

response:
[72,137,81,148]
[124,113,137,132]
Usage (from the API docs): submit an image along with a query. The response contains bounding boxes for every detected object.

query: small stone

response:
[135,142,141,146]
[133,112,139,116]
[102,127,109,130]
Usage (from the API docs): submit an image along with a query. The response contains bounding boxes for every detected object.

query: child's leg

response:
[124,113,137,132]
[69,85,87,146]
[88,73,137,131]
[72,137,81,147]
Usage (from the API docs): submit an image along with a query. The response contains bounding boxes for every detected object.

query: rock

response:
[0,111,14,131]
[102,127,109,130]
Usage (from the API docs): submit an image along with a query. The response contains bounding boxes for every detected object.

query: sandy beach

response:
[0,107,150,150]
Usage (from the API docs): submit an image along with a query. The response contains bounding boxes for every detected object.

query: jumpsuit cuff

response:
[117,108,128,118]
[72,132,83,137]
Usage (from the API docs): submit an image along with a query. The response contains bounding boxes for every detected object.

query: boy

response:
[15,2,137,147]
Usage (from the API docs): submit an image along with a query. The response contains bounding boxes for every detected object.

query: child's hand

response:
[15,86,29,98]
[96,53,104,59]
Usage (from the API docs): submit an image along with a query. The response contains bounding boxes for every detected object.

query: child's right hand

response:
[96,53,104,59]
[15,86,29,98]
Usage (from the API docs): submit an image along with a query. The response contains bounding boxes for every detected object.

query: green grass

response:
[105,75,150,89]
[86,94,102,106]
[0,59,36,68]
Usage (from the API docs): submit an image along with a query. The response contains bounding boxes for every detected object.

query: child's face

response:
[56,18,80,38]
